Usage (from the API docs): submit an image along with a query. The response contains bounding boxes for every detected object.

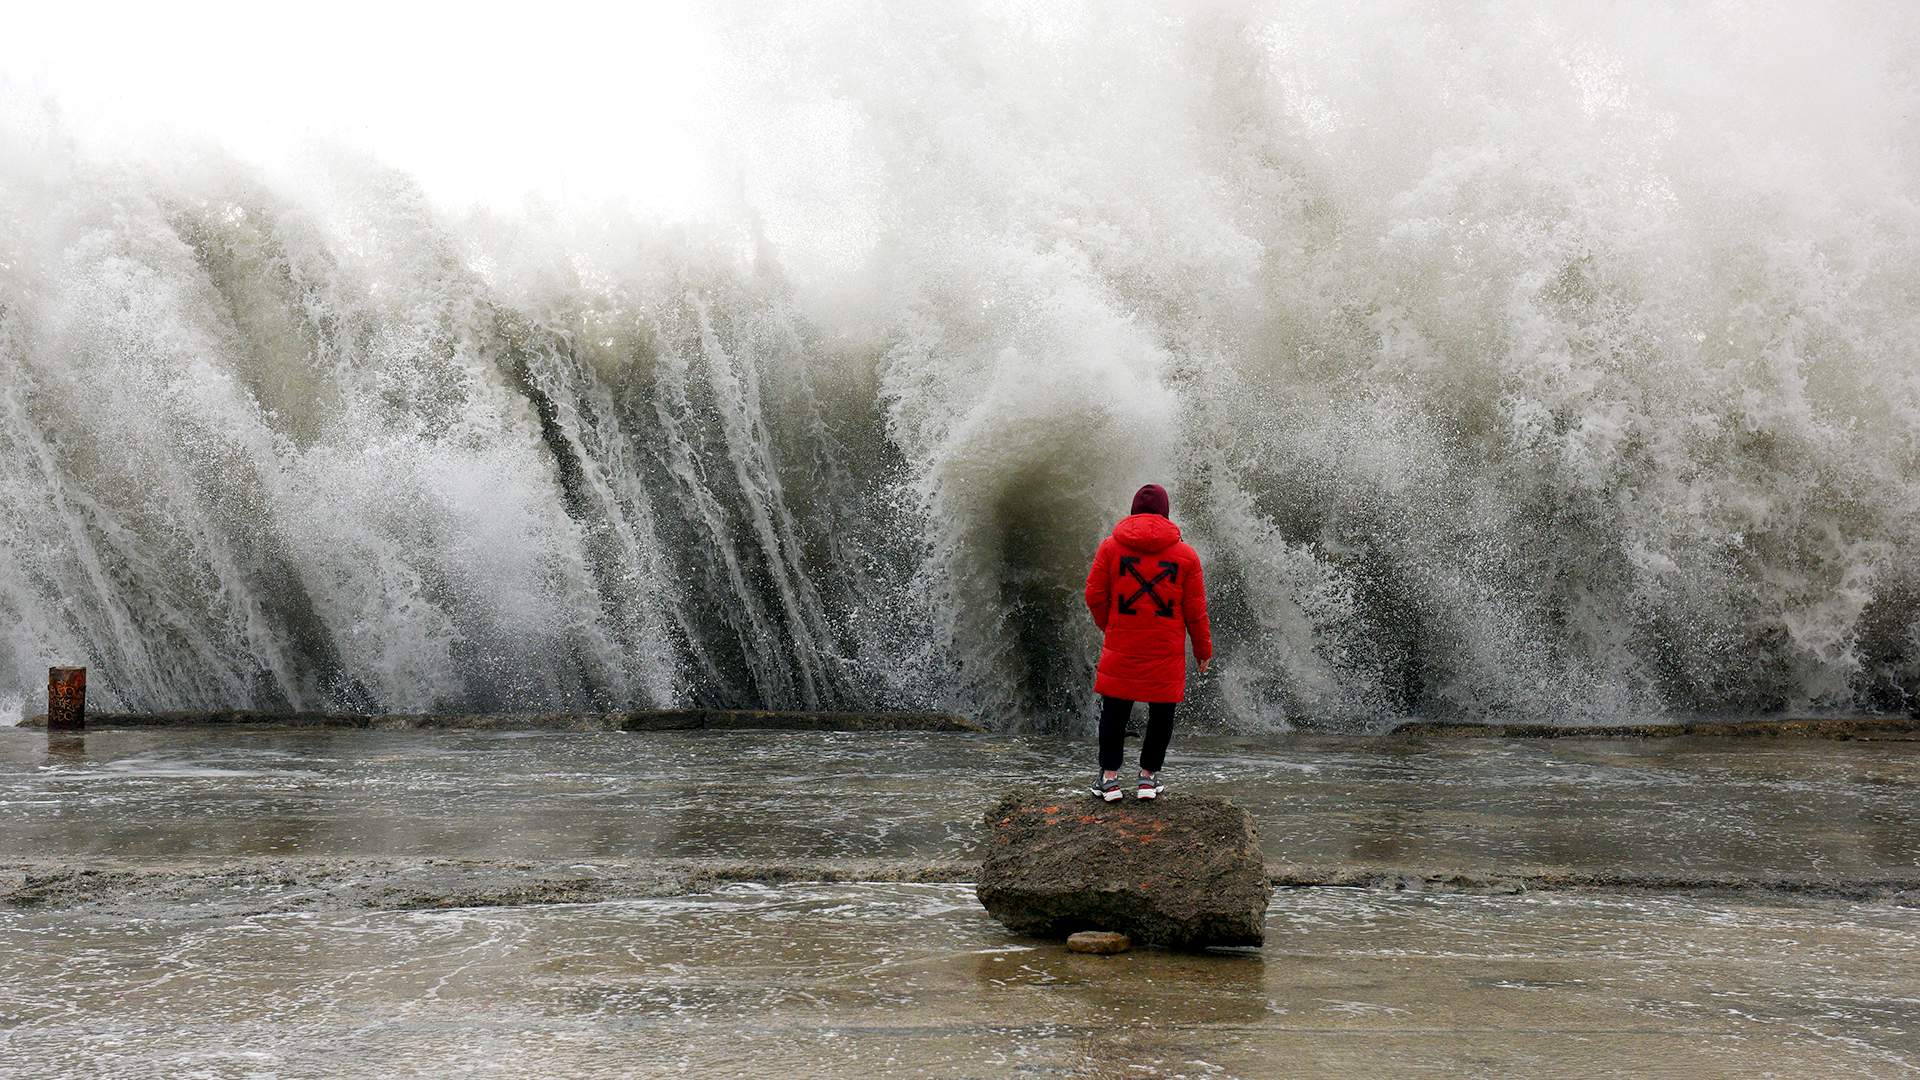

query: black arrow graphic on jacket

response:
[1117,556,1179,617]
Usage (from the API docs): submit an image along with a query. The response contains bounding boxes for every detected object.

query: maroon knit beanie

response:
[1130,483,1170,517]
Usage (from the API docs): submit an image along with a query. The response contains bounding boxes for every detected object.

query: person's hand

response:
[1198,658,1211,674]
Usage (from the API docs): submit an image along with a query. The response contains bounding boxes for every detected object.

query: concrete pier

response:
[15,707,981,733]
[1,725,1915,1075]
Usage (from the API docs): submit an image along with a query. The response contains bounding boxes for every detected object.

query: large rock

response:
[976,789,1268,949]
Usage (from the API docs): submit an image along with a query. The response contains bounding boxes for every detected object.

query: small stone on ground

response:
[1067,931,1131,954]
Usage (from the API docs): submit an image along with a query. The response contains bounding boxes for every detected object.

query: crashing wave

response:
[2,1,1916,728]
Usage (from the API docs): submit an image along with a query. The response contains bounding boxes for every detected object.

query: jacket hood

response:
[1112,513,1182,552]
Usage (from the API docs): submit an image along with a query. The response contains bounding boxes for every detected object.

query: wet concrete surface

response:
[2,883,1914,1078]
[3,727,1916,1077]
[2,727,1915,886]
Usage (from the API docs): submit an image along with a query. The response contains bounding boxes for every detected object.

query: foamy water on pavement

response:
[2,884,1915,1078]
[3,727,1915,1077]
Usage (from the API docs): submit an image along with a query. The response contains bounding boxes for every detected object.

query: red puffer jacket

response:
[1084,514,1213,703]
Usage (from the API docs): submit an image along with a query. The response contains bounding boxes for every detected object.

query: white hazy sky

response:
[0,0,724,215]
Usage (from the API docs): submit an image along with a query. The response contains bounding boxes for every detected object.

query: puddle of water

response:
[1,728,1916,881]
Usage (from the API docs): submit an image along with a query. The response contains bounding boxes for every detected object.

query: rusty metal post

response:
[47,666,85,731]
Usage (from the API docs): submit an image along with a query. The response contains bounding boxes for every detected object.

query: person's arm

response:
[1185,551,1213,671]
[1084,539,1113,631]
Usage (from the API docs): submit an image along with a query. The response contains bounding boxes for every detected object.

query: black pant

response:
[1098,695,1176,773]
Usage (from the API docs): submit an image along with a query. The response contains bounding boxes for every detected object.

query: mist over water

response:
[2,1,1918,729]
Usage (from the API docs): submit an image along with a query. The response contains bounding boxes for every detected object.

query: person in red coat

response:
[1083,483,1213,801]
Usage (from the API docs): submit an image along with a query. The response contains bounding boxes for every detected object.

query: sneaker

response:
[1091,775,1124,802]
[1136,773,1164,800]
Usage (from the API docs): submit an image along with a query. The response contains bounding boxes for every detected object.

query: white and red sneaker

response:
[1136,773,1164,800]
